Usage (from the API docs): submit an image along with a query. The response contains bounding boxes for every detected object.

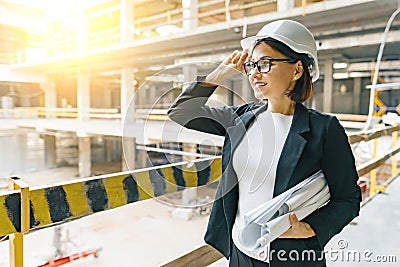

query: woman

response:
[168,20,361,266]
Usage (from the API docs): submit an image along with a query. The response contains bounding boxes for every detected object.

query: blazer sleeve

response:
[303,116,362,248]
[167,76,254,136]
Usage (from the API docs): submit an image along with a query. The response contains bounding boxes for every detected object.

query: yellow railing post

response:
[392,125,399,177]
[368,125,392,196]
[8,177,30,267]
[369,137,378,196]
[302,0,307,16]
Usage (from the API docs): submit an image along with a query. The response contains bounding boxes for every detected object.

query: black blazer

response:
[168,78,361,266]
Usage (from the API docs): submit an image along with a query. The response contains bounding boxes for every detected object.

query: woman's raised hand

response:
[204,50,249,86]
[222,50,249,73]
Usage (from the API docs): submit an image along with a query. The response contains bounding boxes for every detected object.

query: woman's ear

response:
[293,61,304,80]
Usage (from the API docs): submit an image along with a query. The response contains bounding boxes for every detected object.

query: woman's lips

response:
[254,82,267,87]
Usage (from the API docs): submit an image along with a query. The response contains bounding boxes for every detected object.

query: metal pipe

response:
[136,145,217,158]
[362,7,400,131]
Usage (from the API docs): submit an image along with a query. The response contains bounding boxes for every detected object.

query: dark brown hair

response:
[253,37,314,103]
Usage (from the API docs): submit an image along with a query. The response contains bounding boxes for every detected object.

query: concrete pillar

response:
[103,86,112,108]
[120,0,134,43]
[181,143,198,206]
[77,74,90,121]
[1,96,13,118]
[76,8,88,52]
[353,77,361,114]
[44,135,57,169]
[41,78,57,119]
[277,0,295,12]
[135,148,147,169]
[323,60,333,113]
[182,0,198,30]
[182,64,198,91]
[78,136,91,177]
[120,68,135,122]
[135,74,145,108]
[122,137,136,171]
[149,85,157,105]
[105,138,112,162]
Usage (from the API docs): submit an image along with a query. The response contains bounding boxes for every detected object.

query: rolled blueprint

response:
[238,170,330,261]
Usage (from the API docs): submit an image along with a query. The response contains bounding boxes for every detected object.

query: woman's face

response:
[248,42,299,101]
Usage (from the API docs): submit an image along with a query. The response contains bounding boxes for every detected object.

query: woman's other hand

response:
[279,212,316,239]
[204,50,248,86]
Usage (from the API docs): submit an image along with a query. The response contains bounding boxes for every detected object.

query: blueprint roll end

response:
[258,236,268,246]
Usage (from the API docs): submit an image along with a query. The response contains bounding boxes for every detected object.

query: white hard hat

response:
[241,20,319,82]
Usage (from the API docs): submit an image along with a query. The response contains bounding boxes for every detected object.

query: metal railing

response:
[0,107,172,121]
[162,124,400,267]
[1,123,399,266]
[0,107,121,119]
[349,124,400,197]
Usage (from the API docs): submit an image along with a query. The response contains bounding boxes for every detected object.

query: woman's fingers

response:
[221,50,248,72]
[280,213,298,238]
[228,50,248,68]
[279,213,316,238]
[231,50,248,62]
[223,50,238,64]
[231,51,242,64]
[236,50,248,71]
[239,50,249,62]
[289,212,300,227]
[232,50,248,63]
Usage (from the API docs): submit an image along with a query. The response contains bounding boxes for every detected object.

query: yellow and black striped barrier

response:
[0,190,21,237]
[0,157,222,238]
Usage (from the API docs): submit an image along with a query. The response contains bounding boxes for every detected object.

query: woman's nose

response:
[248,68,261,80]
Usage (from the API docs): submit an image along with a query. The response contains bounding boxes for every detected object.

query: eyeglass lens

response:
[244,59,271,75]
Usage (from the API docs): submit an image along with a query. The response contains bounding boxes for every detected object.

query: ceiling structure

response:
[0,0,44,63]
[5,0,400,80]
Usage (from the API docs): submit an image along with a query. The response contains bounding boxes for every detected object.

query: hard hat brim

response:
[240,34,320,82]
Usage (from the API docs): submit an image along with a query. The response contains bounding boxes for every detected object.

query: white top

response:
[232,107,293,261]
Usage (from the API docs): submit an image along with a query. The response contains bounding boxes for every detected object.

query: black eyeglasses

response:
[243,57,298,75]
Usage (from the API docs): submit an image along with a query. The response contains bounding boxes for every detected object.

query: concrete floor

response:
[0,196,210,267]
[326,176,400,267]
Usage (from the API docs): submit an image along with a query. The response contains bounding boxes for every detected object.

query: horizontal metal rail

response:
[348,125,400,144]
[357,145,400,176]
[0,107,120,119]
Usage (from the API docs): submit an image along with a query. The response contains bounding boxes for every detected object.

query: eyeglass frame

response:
[243,56,298,75]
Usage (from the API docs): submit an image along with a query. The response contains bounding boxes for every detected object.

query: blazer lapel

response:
[221,103,268,193]
[273,103,310,196]
[228,103,268,152]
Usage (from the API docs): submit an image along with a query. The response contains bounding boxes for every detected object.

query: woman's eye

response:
[259,61,270,69]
